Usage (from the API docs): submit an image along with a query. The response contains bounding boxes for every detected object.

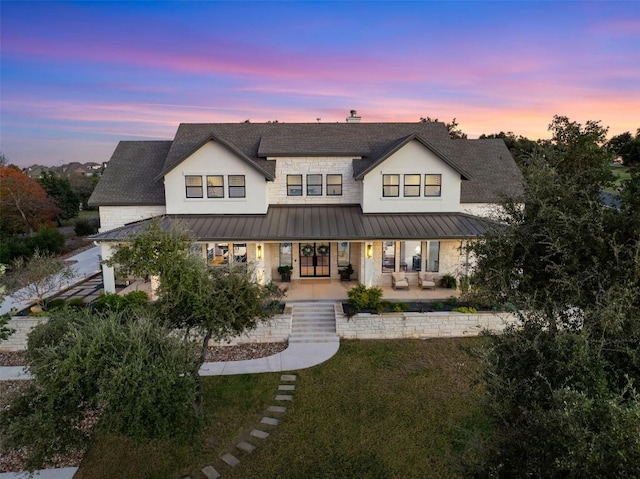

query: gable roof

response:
[88,141,170,206]
[155,132,275,181]
[449,139,523,203]
[89,122,523,206]
[353,133,472,180]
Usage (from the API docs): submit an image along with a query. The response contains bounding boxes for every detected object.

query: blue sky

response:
[1,1,638,167]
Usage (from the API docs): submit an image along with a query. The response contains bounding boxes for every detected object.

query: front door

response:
[299,242,330,277]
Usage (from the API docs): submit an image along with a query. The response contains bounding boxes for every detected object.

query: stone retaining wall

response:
[1,309,293,351]
[1,316,49,351]
[334,304,518,339]
[211,307,292,346]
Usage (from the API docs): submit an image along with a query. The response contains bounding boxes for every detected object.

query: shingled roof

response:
[89,141,170,206]
[89,122,523,207]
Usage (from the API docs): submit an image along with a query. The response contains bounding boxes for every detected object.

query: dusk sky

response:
[1,1,639,168]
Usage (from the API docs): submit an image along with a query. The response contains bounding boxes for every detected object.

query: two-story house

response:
[89,116,523,293]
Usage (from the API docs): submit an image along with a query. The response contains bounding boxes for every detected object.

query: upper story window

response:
[404,174,421,197]
[287,175,303,196]
[228,175,246,198]
[207,175,224,198]
[307,174,322,196]
[424,174,442,197]
[382,174,400,197]
[185,175,203,198]
[327,174,342,196]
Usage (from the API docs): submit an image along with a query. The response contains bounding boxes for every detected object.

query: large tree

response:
[463,117,640,477]
[608,129,640,167]
[0,167,57,236]
[106,220,285,407]
[0,310,200,471]
[37,171,80,225]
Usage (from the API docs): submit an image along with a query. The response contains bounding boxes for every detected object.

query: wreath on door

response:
[301,244,314,257]
[317,245,330,256]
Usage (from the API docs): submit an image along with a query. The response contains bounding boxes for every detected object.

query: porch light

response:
[366,243,373,258]
[256,244,263,260]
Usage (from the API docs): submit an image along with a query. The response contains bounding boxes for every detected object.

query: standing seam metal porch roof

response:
[90,205,495,242]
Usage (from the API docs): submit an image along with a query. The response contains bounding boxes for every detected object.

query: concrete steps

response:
[289,303,339,344]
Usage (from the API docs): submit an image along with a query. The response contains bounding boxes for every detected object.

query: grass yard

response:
[76,338,486,479]
[74,373,282,479]
[610,165,631,186]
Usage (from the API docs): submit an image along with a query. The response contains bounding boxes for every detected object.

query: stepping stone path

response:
[182,374,297,478]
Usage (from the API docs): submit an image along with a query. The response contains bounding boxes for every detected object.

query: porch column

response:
[100,243,116,294]
[254,242,265,285]
[363,241,375,287]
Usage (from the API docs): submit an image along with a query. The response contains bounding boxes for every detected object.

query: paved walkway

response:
[0,247,102,316]
[0,329,340,478]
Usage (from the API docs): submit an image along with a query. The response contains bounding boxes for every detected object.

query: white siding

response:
[164,141,269,214]
[99,205,166,232]
[361,140,461,213]
[267,157,360,205]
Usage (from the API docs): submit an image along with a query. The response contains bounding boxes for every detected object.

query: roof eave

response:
[354,134,472,181]
[154,134,275,182]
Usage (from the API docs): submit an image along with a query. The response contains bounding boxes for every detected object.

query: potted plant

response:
[338,263,354,281]
[277,265,293,282]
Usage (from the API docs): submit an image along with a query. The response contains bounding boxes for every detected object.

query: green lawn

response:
[610,165,631,186]
[76,338,486,479]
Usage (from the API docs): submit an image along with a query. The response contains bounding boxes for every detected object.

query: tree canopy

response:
[463,117,640,477]
[0,167,57,236]
[37,171,80,225]
[608,129,640,167]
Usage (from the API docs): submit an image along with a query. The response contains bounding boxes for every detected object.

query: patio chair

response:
[391,272,409,290]
[418,272,436,290]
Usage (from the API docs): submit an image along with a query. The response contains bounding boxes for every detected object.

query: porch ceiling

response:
[91,205,495,242]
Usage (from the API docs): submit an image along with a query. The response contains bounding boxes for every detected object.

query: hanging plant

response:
[301,244,314,257]
[317,244,330,256]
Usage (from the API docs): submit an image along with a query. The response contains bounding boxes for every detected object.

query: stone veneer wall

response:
[1,317,48,352]
[268,157,361,205]
[210,309,292,346]
[1,310,292,352]
[334,303,518,339]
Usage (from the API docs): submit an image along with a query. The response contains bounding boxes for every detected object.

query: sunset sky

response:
[1,1,638,168]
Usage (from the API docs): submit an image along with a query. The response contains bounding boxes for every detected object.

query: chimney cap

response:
[346,110,361,123]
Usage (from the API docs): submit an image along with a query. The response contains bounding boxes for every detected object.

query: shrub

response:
[446,296,459,306]
[440,274,457,289]
[432,301,444,311]
[30,226,65,256]
[67,298,86,310]
[452,306,477,314]
[74,217,99,236]
[393,302,409,312]
[94,291,149,314]
[0,236,31,264]
[45,298,66,310]
[347,284,383,312]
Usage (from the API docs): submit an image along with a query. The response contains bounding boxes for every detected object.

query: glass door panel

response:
[299,243,330,277]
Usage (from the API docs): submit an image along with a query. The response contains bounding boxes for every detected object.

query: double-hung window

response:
[327,174,342,196]
[287,175,303,196]
[424,174,442,197]
[404,174,421,197]
[185,175,203,198]
[207,175,224,198]
[382,174,400,197]
[228,175,246,198]
[307,174,322,196]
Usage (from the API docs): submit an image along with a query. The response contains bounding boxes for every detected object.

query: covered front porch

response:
[272,278,460,302]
